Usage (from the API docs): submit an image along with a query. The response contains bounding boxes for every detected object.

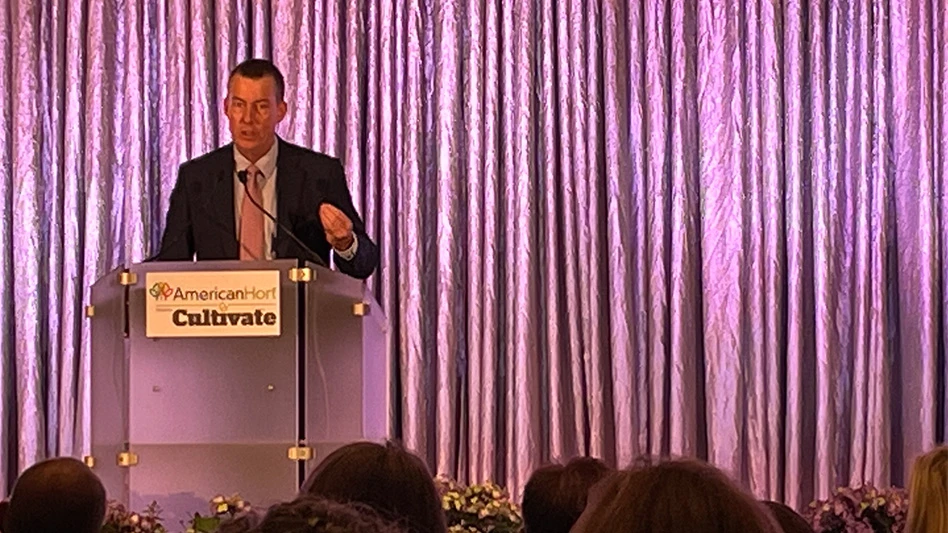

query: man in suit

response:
[155,59,378,280]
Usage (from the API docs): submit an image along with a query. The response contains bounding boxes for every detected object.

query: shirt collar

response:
[234,138,279,179]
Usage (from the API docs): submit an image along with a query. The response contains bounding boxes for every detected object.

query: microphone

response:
[145,173,232,262]
[238,169,327,267]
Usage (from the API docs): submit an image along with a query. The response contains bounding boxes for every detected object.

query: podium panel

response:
[88,260,389,523]
[126,444,296,518]
[90,271,131,503]
[303,271,388,474]
[126,260,301,444]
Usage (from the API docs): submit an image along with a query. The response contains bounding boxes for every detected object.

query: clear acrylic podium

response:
[87,259,389,522]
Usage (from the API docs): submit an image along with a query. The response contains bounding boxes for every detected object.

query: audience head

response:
[522,457,611,533]
[300,441,447,533]
[570,458,780,533]
[907,445,948,533]
[251,495,408,533]
[1,457,106,533]
[217,510,263,533]
[761,501,812,533]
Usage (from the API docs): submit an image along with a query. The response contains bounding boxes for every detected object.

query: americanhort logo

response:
[144,270,281,338]
[149,281,174,300]
[148,281,277,302]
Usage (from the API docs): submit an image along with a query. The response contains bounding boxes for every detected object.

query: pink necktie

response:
[239,164,265,260]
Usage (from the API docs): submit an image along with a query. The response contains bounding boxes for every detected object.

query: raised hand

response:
[318,203,355,251]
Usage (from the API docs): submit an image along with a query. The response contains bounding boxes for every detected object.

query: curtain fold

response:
[0,0,946,509]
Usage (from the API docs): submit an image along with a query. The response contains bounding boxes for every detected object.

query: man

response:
[0,457,107,533]
[155,59,379,280]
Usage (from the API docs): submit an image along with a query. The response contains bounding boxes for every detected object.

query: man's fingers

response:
[319,204,352,229]
[324,218,350,235]
[319,203,344,220]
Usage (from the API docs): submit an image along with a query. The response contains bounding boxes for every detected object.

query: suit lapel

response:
[213,148,239,258]
[274,139,301,258]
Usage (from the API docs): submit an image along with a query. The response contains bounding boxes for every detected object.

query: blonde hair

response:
[907,445,948,533]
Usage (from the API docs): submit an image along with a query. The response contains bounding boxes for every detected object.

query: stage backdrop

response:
[1,0,946,508]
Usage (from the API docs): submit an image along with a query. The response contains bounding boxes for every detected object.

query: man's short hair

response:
[229,59,286,101]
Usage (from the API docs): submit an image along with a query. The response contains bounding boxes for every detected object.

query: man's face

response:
[224,74,287,157]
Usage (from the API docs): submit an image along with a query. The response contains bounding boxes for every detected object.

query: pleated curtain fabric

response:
[0,0,946,508]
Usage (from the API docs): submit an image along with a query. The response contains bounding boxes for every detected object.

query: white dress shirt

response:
[233,140,358,261]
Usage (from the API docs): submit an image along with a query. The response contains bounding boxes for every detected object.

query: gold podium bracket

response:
[119,271,138,286]
[117,452,139,467]
[288,446,314,461]
[289,267,313,283]
[83,456,95,468]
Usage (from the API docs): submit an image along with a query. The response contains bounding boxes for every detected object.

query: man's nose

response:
[239,108,254,124]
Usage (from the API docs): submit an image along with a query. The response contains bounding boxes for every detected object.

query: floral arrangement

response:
[805,484,909,533]
[102,500,166,533]
[435,476,523,533]
[185,494,253,533]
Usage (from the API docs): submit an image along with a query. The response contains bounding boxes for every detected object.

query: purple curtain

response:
[1,0,946,509]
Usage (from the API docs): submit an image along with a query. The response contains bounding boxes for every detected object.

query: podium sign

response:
[144,270,281,337]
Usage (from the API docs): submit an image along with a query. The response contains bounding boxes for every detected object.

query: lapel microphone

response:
[238,169,326,267]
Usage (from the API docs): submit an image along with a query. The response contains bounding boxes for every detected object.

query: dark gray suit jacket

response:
[154,138,379,280]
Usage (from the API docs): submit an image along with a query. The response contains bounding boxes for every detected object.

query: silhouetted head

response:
[216,509,263,533]
[571,458,780,533]
[300,441,446,533]
[761,501,812,533]
[522,457,611,533]
[251,495,408,533]
[907,445,948,533]
[2,457,106,533]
